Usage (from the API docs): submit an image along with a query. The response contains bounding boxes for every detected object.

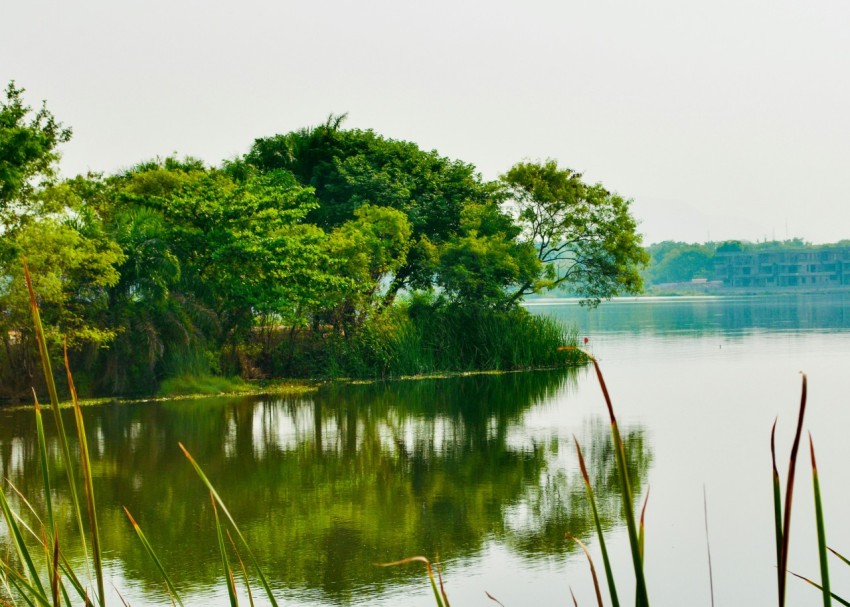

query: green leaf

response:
[123,508,184,607]
[179,443,278,606]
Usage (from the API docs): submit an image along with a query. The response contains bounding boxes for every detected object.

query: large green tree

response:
[107,159,343,374]
[501,160,648,305]
[246,117,498,304]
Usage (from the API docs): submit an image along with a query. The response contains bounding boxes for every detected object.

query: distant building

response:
[714,245,850,289]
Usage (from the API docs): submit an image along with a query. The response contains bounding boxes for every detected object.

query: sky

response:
[3,0,849,245]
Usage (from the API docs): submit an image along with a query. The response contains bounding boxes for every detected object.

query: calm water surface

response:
[3,293,850,606]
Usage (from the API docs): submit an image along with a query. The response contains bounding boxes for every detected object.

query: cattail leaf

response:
[810,435,831,607]
[574,436,620,607]
[375,557,445,607]
[569,535,604,607]
[179,443,277,606]
[590,358,650,607]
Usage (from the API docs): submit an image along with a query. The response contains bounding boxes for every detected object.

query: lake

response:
[3,293,850,606]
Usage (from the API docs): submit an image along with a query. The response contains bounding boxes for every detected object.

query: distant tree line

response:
[0,83,647,399]
[641,238,850,286]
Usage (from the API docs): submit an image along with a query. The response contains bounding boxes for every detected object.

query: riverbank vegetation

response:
[0,83,646,400]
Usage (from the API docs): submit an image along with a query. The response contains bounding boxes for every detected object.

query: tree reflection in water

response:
[0,369,650,604]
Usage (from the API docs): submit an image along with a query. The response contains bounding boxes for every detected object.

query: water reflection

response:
[0,369,650,605]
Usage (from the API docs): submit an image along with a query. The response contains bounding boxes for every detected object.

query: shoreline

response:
[3,363,585,411]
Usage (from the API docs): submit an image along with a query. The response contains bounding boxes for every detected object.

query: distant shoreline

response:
[524,287,850,303]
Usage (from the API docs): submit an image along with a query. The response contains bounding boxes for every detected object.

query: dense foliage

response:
[0,87,647,399]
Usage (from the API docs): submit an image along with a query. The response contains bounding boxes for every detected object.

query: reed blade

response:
[0,561,51,607]
[211,494,239,607]
[771,419,783,604]
[570,587,579,607]
[704,486,715,607]
[23,261,91,585]
[639,488,650,562]
[227,530,255,607]
[828,548,850,568]
[123,508,184,607]
[0,484,47,598]
[178,443,277,606]
[574,436,620,607]
[34,395,55,536]
[590,358,650,607]
[64,346,105,607]
[375,557,445,607]
[7,573,39,607]
[569,535,604,607]
[789,571,849,607]
[484,590,505,607]
[58,549,92,605]
[434,558,450,607]
[810,435,831,607]
[113,584,130,607]
[778,373,808,607]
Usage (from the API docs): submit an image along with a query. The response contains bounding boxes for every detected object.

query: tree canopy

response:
[501,160,648,305]
[247,117,498,302]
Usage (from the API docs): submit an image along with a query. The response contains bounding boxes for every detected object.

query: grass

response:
[265,299,586,379]
[157,373,249,397]
[326,303,586,379]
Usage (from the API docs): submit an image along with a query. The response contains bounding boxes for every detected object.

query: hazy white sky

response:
[3,0,848,244]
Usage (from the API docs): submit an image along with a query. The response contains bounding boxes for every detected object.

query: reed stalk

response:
[23,261,93,595]
[810,434,831,607]
[590,357,650,607]
[375,556,446,607]
[211,493,239,607]
[574,436,620,607]
[178,443,278,606]
[777,373,808,607]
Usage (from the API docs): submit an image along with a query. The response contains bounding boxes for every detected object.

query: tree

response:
[501,160,648,305]
[247,118,497,303]
[643,242,715,284]
[0,213,124,399]
[0,82,71,221]
[325,204,412,331]
[437,203,540,306]
[115,160,341,360]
